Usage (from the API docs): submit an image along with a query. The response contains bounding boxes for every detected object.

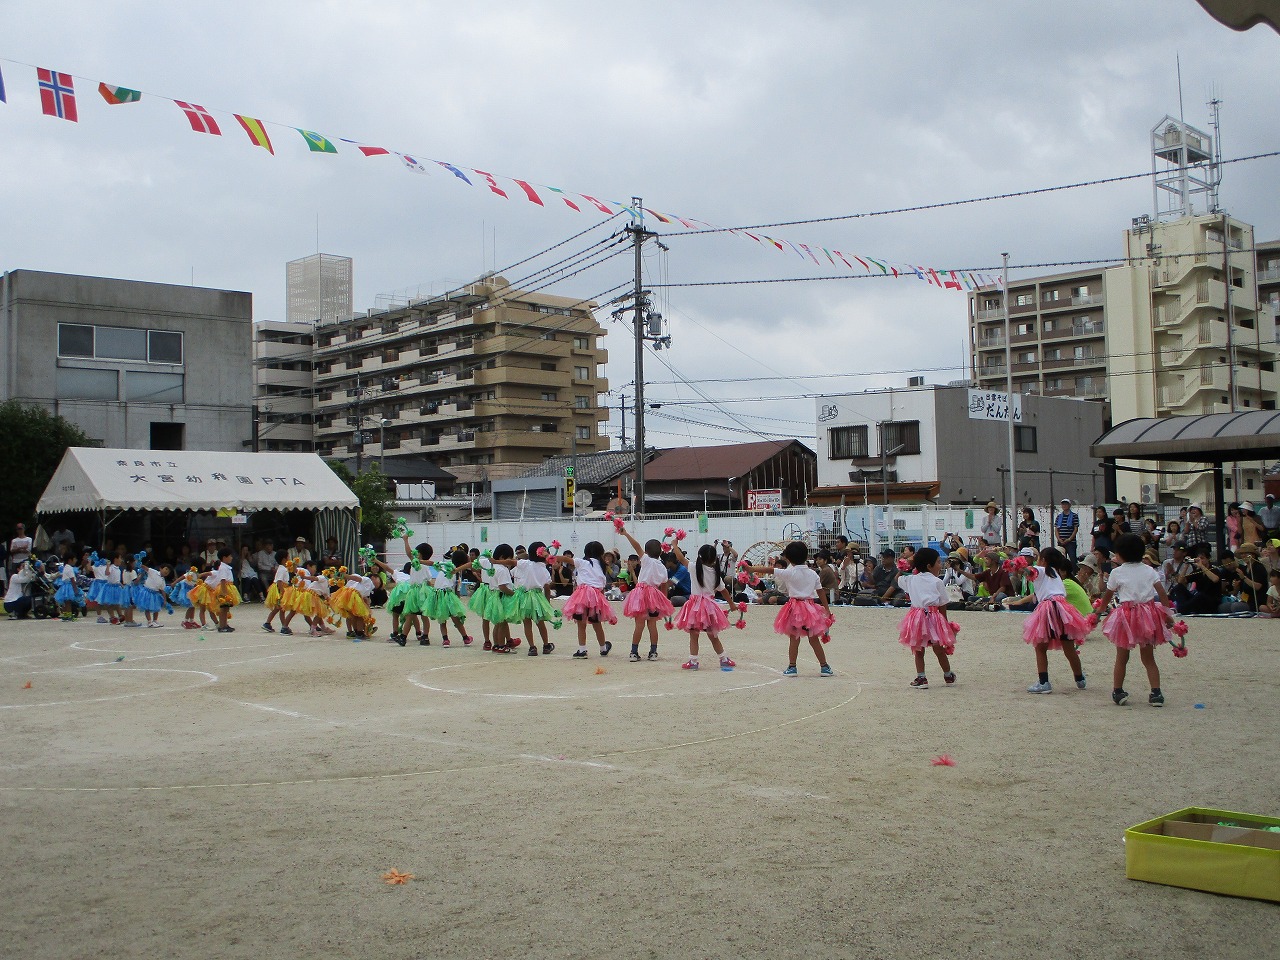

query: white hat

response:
[1018,547,1037,558]
[1239,501,1254,513]
[1060,497,1072,505]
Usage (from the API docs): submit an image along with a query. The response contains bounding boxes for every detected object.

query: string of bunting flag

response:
[1,58,1002,292]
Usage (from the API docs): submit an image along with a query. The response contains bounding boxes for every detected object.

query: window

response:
[1042,290,1060,302]
[1015,294,1034,307]
[576,425,591,440]
[574,336,591,349]
[1043,319,1055,332]
[96,326,148,361]
[1018,351,1035,364]
[148,331,183,364]
[57,367,117,400]
[1014,425,1037,453]
[541,391,557,402]
[541,331,557,340]
[881,420,920,456]
[540,361,557,371]
[574,396,590,409]
[58,323,94,357]
[983,298,1000,311]
[1045,377,1064,391]
[150,422,184,450]
[1044,348,1062,361]
[1014,322,1032,336]
[1073,345,1093,360]
[828,425,869,459]
[574,366,590,380]
[1073,286,1089,297]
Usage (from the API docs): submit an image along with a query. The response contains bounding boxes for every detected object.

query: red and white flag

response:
[37,68,77,121]
[174,101,221,135]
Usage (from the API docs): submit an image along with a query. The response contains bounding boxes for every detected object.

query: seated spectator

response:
[3,562,34,618]
[1175,543,1223,615]
[1262,569,1280,617]
[871,548,901,603]
[663,553,690,607]
[814,550,840,604]
[1230,542,1268,613]
[966,549,1013,608]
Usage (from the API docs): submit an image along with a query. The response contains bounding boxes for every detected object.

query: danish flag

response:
[174,101,221,135]
[37,68,77,122]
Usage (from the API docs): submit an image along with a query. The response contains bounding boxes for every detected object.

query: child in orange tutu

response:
[1096,533,1175,707]
[746,541,834,677]
[672,541,735,671]
[550,540,617,659]
[1019,547,1089,694]
[896,547,957,689]
[617,523,673,662]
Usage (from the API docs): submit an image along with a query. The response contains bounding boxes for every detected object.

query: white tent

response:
[37,448,358,513]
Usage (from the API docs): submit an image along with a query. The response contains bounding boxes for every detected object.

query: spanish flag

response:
[234,114,274,155]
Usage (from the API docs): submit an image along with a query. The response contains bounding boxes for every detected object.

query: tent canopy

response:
[37,448,359,514]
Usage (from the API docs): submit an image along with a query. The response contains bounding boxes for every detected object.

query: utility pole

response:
[1002,252,1017,544]
[353,372,364,474]
[625,199,666,516]
[619,391,628,448]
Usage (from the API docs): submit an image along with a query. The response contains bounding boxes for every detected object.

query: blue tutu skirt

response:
[55,580,84,606]
[102,583,132,608]
[132,585,166,613]
[86,580,109,605]
[167,579,194,609]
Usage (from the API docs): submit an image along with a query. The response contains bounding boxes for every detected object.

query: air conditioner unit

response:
[1140,483,1156,504]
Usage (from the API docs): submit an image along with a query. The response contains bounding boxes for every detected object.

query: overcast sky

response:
[2,1,1277,448]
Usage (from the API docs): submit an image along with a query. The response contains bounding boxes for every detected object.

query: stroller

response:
[27,561,62,620]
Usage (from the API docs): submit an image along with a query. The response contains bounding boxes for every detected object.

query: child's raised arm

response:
[616,523,643,556]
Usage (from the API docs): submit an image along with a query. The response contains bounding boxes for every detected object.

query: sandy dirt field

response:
[0,603,1276,959]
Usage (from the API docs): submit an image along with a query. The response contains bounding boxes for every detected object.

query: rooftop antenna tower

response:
[1150,95,1220,221]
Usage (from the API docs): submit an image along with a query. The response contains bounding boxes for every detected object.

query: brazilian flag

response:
[296,129,337,153]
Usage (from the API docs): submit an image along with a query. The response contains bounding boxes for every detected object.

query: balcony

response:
[974,307,1004,321]
[979,364,1007,379]
[1071,320,1104,336]
[976,333,1006,349]
[1071,294,1104,307]
[1259,266,1280,284]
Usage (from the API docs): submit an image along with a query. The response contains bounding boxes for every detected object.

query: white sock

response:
[917,672,927,679]
[578,644,588,652]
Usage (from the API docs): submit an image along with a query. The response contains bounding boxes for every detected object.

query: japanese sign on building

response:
[967,389,1023,423]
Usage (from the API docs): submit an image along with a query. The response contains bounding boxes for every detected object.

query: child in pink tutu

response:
[1096,533,1174,707]
[551,540,617,659]
[1020,547,1089,694]
[896,547,957,689]
[617,524,674,662]
[747,542,834,677]
[671,541,735,671]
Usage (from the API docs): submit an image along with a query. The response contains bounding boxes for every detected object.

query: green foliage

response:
[326,460,394,543]
[0,401,92,533]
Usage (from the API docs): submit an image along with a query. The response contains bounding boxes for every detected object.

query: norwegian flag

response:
[37,68,77,122]
[174,101,221,135]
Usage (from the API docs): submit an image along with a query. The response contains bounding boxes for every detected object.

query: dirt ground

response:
[0,603,1276,960]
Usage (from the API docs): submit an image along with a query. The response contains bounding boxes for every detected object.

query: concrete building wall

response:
[0,269,253,451]
[814,388,938,489]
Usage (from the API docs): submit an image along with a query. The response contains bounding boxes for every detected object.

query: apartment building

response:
[311,275,609,488]
[969,214,1277,505]
[252,319,315,452]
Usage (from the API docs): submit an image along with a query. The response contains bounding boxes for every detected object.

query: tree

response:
[0,401,92,535]
[327,460,395,543]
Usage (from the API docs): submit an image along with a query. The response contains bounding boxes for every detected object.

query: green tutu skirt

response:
[401,583,435,615]
[468,584,506,622]
[512,586,556,623]
[386,581,414,612]
[426,588,467,623]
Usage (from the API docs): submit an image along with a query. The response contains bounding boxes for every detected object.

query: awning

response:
[1090,411,1280,462]
[36,448,359,514]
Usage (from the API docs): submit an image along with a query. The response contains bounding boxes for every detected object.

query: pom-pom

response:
[947,620,961,634]
[664,619,673,631]
[736,573,748,584]
[818,631,830,643]
[896,559,911,572]
[736,602,747,613]
[381,869,413,885]
[931,755,956,767]
[536,546,548,559]
[1091,597,1105,611]
[735,620,747,630]
[1025,567,1038,580]
[661,541,673,553]
[595,666,606,675]
[736,560,749,569]
[550,540,561,550]
[664,526,676,537]
[1172,644,1189,658]
[1085,613,1099,629]
[1171,620,1189,637]
[612,518,626,531]
[603,510,614,520]
[675,529,687,541]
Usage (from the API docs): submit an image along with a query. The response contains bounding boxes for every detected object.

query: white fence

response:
[387,504,1090,566]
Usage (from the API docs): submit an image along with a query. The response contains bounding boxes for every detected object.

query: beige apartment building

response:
[970,213,1278,507]
[309,275,609,489]
[252,319,316,452]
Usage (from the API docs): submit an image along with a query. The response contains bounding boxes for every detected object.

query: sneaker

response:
[217,626,232,633]
[123,621,141,628]
[419,637,429,646]
[463,636,474,646]
[719,656,736,668]
[572,649,589,659]
[1112,689,1129,706]
[528,646,538,656]
[542,642,555,655]
[682,659,700,670]
[483,639,493,651]
[441,636,450,647]
[1027,680,1053,694]
[279,627,293,636]
[782,665,798,677]
[944,672,957,685]
[1149,690,1165,707]
[1076,675,1087,690]
[600,641,613,657]
[262,622,275,633]
[647,649,659,661]
[629,651,642,662]
[910,676,929,689]
[394,635,407,648]
[820,664,834,677]
[96,616,109,624]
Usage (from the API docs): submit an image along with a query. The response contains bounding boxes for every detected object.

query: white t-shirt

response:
[4,567,34,603]
[8,536,32,564]
[107,564,122,586]
[59,564,76,583]
[273,566,291,586]
[305,575,330,598]
[899,572,949,608]
[489,564,513,591]
[350,576,374,598]
[92,563,108,582]
[121,568,137,586]
[637,555,668,587]
[513,559,551,590]
[773,565,820,600]
[409,557,432,585]
[206,562,234,587]
[144,569,166,592]
[689,561,723,597]
[1106,563,1161,603]
[573,557,607,589]
[1030,567,1067,602]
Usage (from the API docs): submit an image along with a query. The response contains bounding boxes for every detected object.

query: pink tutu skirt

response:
[1102,600,1172,650]
[898,606,957,653]
[1022,595,1092,649]
[562,584,618,625]
[773,598,835,637]
[622,582,674,620]
[675,595,729,633]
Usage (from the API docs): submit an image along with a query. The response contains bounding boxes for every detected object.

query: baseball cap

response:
[1018,547,1037,558]
[1060,498,1072,505]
